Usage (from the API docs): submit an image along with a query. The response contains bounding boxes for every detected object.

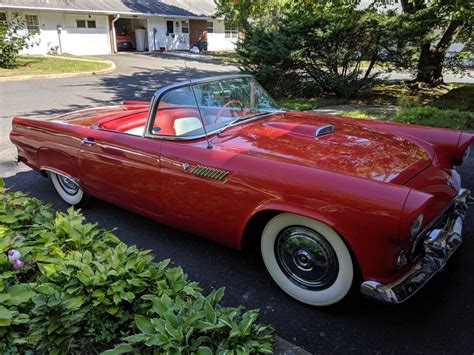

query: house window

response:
[0,12,7,24]
[166,20,174,34]
[207,21,213,33]
[181,20,189,34]
[77,19,96,28]
[25,15,39,34]
[224,22,238,39]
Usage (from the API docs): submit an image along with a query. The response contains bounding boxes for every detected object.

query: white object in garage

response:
[135,28,146,52]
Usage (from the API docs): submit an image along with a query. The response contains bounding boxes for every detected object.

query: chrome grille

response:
[411,209,451,258]
[411,189,470,258]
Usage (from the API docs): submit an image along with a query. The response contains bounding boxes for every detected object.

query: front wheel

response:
[49,171,88,207]
[261,213,354,306]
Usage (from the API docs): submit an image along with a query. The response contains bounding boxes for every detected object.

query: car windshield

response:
[150,76,282,138]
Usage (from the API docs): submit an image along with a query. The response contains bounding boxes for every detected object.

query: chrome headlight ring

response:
[411,213,424,239]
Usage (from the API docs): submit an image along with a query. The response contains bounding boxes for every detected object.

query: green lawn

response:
[339,106,473,130]
[0,55,112,77]
[278,83,474,129]
[278,83,474,113]
[357,82,474,109]
[56,53,108,61]
[207,50,241,64]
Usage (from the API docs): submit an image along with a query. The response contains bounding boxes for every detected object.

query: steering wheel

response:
[215,99,244,123]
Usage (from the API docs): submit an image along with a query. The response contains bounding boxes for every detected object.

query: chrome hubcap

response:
[57,175,79,195]
[275,227,339,290]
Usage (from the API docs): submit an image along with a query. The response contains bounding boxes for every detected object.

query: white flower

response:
[7,249,21,262]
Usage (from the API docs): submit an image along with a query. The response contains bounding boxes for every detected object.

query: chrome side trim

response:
[360,188,471,304]
[40,167,81,186]
[81,137,96,145]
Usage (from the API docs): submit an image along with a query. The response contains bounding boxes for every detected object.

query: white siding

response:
[207,20,236,51]
[148,17,189,51]
[22,11,63,54]
[62,14,110,55]
[2,9,237,54]
[4,10,111,55]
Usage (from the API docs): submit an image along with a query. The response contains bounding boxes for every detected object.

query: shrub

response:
[0,13,35,68]
[238,2,390,98]
[394,106,473,129]
[0,179,273,353]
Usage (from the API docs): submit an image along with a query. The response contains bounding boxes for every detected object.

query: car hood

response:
[213,113,431,184]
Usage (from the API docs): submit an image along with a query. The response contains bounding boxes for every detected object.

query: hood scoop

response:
[263,120,335,139]
[315,124,335,137]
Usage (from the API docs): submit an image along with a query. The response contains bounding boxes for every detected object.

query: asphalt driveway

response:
[1,53,474,354]
[0,52,238,171]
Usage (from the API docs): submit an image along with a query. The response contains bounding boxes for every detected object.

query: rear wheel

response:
[261,213,354,306]
[49,171,88,207]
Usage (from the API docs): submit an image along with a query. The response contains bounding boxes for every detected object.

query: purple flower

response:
[7,249,21,262]
[12,259,24,269]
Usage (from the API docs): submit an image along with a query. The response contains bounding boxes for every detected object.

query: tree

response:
[374,0,473,84]
[236,1,389,98]
[213,0,287,30]
[0,13,35,68]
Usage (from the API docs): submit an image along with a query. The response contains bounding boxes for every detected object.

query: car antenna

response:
[186,60,213,149]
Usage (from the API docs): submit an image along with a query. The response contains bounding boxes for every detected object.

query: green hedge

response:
[0,179,273,354]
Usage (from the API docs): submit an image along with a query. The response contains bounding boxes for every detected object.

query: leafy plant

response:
[0,13,36,68]
[107,289,273,354]
[0,180,274,353]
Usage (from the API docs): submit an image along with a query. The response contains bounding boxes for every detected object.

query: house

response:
[0,0,238,55]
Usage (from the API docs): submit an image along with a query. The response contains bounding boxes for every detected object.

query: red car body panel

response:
[10,102,474,285]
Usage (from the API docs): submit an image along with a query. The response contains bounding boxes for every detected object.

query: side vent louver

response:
[191,165,229,181]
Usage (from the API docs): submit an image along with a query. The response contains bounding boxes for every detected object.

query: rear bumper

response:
[360,188,472,304]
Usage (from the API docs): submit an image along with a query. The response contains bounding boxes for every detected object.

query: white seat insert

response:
[174,117,202,136]
[125,126,145,136]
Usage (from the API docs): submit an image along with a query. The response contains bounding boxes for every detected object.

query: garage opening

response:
[113,17,148,52]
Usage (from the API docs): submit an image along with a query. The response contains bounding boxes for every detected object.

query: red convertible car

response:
[10,75,473,306]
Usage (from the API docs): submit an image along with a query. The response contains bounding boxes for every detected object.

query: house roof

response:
[0,0,217,18]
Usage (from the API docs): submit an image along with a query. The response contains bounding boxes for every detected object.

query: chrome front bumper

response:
[360,188,472,304]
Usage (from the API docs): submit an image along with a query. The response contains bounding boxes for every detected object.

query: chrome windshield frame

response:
[143,74,279,141]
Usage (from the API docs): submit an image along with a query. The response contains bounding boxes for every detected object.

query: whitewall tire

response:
[261,213,354,306]
[49,171,88,207]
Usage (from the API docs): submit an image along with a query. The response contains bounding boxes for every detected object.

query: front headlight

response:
[411,213,424,238]
[462,146,470,164]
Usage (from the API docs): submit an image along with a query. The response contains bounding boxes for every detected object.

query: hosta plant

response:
[0,179,274,353]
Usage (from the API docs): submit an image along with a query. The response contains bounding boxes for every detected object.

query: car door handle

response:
[81,137,96,146]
